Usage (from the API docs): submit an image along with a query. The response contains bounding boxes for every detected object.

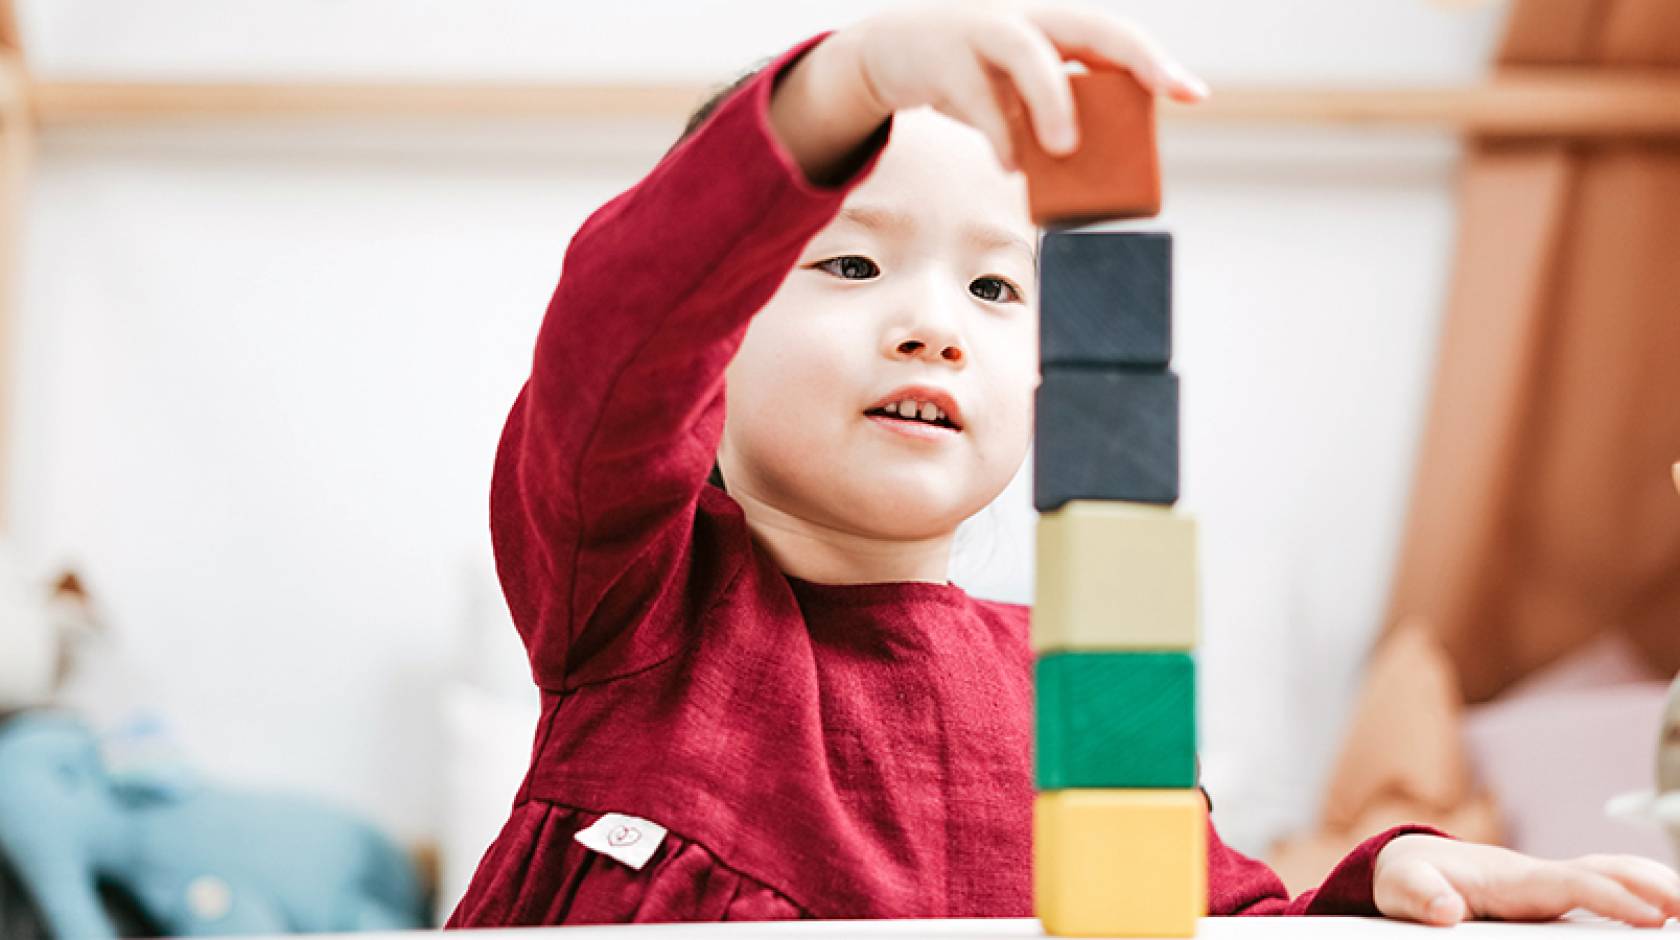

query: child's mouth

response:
[864,400,961,429]
[863,398,963,440]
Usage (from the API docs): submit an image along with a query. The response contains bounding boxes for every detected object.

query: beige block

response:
[1034,501,1198,652]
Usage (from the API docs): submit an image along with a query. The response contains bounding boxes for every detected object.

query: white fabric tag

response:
[574,813,668,870]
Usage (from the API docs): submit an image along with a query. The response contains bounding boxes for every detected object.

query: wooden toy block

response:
[1035,789,1207,937]
[1034,501,1198,652]
[1035,651,1196,789]
[1040,231,1172,368]
[1007,69,1160,226]
[1034,367,1178,511]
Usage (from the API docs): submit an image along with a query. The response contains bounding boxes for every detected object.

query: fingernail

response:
[1426,896,1459,923]
[1167,62,1210,100]
[1051,124,1077,154]
[1631,902,1665,926]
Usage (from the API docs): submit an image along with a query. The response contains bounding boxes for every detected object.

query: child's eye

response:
[815,255,880,280]
[970,276,1023,304]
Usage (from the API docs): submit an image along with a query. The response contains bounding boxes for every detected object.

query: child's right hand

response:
[770,4,1207,181]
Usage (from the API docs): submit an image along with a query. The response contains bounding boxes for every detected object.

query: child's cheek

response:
[746,302,863,437]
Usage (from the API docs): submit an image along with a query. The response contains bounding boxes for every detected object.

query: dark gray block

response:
[1039,231,1171,368]
[1035,366,1178,510]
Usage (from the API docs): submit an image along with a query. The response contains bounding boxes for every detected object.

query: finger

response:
[936,58,1019,173]
[972,18,1077,155]
[1025,7,1209,103]
[1535,865,1668,928]
[1377,859,1467,927]
[1575,855,1680,919]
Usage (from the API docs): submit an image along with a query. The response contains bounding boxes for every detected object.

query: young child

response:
[447,6,1680,929]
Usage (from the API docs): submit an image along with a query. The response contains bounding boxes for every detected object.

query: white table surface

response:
[255,914,1676,939]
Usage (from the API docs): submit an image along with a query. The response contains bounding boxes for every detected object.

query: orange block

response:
[1008,69,1160,225]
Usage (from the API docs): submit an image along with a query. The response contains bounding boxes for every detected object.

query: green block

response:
[1035,651,1197,790]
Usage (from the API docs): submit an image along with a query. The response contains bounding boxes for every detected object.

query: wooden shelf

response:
[1166,69,1680,137]
[7,68,1680,138]
[27,79,705,124]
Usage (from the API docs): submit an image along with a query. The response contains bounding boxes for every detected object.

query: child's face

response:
[720,108,1038,541]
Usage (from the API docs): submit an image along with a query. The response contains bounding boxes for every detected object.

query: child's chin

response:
[840,470,975,536]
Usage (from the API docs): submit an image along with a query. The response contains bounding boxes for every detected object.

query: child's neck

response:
[729,487,955,586]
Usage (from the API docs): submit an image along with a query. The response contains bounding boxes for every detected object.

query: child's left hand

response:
[1373,834,1680,928]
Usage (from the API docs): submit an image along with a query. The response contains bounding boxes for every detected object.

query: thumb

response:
[1378,859,1469,926]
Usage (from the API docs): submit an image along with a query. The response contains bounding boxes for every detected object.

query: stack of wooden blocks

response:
[1012,71,1207,938]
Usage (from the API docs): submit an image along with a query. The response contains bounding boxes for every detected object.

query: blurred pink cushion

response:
[1462,637,1672,864]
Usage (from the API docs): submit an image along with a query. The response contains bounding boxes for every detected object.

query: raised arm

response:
[491,33,892,690]
[494,10,1206,691]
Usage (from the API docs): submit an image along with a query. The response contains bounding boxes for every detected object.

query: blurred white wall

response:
[8,0,1508,871]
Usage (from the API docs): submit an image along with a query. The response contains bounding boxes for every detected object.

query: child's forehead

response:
[837,109,1036,254]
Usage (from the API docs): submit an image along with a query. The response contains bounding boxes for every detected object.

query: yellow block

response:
[1034,501,1198,652]
[1034,790,1207,938]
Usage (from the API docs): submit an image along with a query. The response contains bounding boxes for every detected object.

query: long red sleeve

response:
[1211,823,1450,916]
[490,33,891,691]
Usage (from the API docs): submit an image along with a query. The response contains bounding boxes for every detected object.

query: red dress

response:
[446,32,1439,928]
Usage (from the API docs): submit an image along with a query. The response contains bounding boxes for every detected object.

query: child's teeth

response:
[873,397,953,425]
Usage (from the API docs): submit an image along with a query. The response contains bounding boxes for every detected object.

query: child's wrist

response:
[768,29,892,186]
[817,27,891,123]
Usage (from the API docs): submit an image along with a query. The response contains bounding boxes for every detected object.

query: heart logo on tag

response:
[608,825,641,847]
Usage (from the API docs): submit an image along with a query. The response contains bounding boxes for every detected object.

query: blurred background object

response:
[1280,0,1680,891]
[0,0,1676,932]
[1605,671,1680,869]
[0,710,428,938]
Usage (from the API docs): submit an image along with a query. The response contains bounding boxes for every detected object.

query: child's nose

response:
[895,337,965,365]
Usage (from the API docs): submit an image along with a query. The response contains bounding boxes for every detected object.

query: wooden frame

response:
[10,70,1680,137]
[0,0,27,534]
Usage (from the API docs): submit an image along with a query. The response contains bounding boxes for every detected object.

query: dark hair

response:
[668,62,768,158]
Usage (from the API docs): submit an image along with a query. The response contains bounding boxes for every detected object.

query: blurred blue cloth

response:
[0,710,427,938]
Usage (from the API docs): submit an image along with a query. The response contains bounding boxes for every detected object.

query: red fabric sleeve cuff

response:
[1304,825,1455,916]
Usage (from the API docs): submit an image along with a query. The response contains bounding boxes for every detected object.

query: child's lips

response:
[863,385,965,430]
[865,412,962,442]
